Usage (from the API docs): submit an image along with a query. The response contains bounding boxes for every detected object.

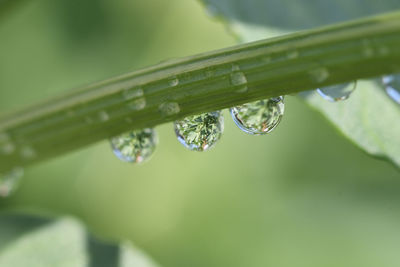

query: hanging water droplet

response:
[174,111,224,152]
[382,74,400,104]
[159,102,181,117]
[110,128,158,164]
[317,81,357,102]
[0,167,24,198]
[230,97,284,135]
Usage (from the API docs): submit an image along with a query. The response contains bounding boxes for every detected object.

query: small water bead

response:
[382,74,400,104]
[159,102,181,117]
[174,111,224,152]
[230,97,284,135]
[110,128,158,164]
[127,98,146,111]
[122,87,143,100]
[230,65,248,93]
[20,146,37,160]
[309,67,330,83]
[98,111,110,122]
[0,167,24,197]
[317,81,357,102]
[168,76,179,87]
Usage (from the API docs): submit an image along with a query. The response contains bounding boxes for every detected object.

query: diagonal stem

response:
[1,11,400,173]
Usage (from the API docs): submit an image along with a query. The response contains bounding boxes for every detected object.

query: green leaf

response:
[0,214,159,267]
[201,0,400,167]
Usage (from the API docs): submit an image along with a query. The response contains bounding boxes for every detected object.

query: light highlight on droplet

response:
[174,111,224,152]
[0,167,24,198]
[382,74,400,104]
[110,128,158,164]
[317,81,357,102]
[230,97,285,135]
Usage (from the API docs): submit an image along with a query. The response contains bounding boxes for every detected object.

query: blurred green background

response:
[1,0,400,266]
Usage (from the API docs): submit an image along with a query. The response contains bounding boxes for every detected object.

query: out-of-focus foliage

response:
[0,213,158,267]
[0,1,400,267]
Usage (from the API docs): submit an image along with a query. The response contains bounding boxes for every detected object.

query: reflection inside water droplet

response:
[382,74,400,104]
[0,167,24,198]
[230,97,285,135]
[110,128,158,164]
[174,111,224,152]
[317,81,357,102]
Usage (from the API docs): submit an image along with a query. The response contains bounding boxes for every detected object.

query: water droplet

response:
[362,39,374,58]
[0,167,23,197]
[168,76,179,87]
[85,116,94,124]
[159,102,180,117]
[309,67,330,83]
[174,111,224,152]
[127,98,146,111]
[230,97,284,135]
[382,74,400,104]
[378,46,390,56]
[1,142,15,155]
[110,128,158,164]
[230,65,248,93]
[317,81,357,102]
[20,146,37,160]
[287,50,299,59]
[122,87,144,100]
[98,111,110,122]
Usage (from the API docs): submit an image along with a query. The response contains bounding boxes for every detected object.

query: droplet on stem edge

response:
[230,97,285,135]
[174,111,224,152]
[317,81,357,102]
[382,74,400,104]
[110,128,158,164]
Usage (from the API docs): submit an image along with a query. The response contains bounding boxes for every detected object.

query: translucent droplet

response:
[168,76,179,87]
[20,146,37,159]
[159,102,180,117]
[98,111,110,122]
[287,50,299,59]
[309,67,330,83]
[122,87,144,100]
[230,97,284,135]
[382,74,400,104]
[110,128,158,164]
[317,81,357,102]
[230,65,248,93]
[174,111,224,152]
[127,98,146,111]
[0,167,24,198]
[1,142,15,155]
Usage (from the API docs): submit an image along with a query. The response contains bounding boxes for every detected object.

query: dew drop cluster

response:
[108,69,400,167]
[4,69,399,198]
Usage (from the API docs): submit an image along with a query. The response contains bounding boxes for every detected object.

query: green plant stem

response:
[1,11,400,173]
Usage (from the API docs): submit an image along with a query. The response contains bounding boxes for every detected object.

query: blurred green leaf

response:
[200,0,400,167]
[0,214,159,267]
